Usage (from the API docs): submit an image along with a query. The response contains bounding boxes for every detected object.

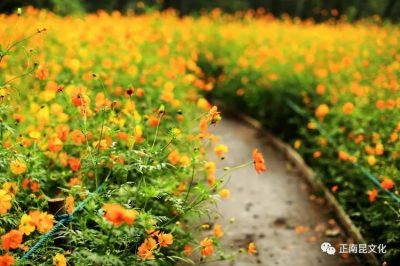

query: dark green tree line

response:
[0,0,399,21]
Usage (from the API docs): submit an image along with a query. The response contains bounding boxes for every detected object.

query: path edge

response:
[233,112,381,266]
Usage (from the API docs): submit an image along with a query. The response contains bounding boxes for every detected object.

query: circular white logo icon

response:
[321,242,336,255]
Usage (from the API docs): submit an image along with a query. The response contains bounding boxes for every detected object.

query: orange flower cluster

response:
[137,232,173,260]
[103,203,138,226]
[200,238,214,257]
[18,210,54,235]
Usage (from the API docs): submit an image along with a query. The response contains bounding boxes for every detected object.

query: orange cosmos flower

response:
[29,210,54,233]
[68,157,81,172]
[56,125,70,142]
[199,118,208,133]
[157,233,173,247]
[252,148,266,174]
[71,95,84,107]
[69,130,86,145]
[66,195,75,214]
[35,66,49,80]
[137,238,158,260]
[21,178,30,189]
[200,238,214,257]
[1,230,23,250]
[148,115,160,127]
[338,151,349,161]
[316,84,325,95]
[315,104,329,120]
[48,137,63,153]
[13,113,25,123]
[184,245,192,256]
[168,150,180,165]
[375,143,384,155]
[307,122,317,130]
[207,175,215,187]
[381,178,394,190]
[375,100,385,109]
[10,159,27,175]
[0,253,15,266]
[213,224,224,238]
[68,177,81,187]
[313,151,321,158]
[342,102,354,114]
[367,188,378,203]
[205,106,221,124]
[103,203,137,226]
[355,134,364,144]
[248,242,257,255]
[0,190,12,214]
[390,132,398,142]
[30,181,40,193]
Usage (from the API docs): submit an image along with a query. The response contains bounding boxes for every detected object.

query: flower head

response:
[315,104,329,120]
[342,102,354,114]
[213,224,224,238]
[381,178,394,190]
[248,242,257,255]
[19,214,35,235]
[10,159,27,175]
[157,233,173,247]
[200,238,214,257]
[137,238,157,260]
[0,190,12,215]
[1,230,23,250]
[252,149,266,174]
[214,144,228,158]
[367,188,378,203]
[0,253,15,266]
[53,253,67,266]
[103,203,137,226]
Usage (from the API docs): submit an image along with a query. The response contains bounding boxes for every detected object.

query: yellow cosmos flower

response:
[368,155,377,166]
[315,104,329,120]
[214,144,228,158]
[53,253,67,266]
[10,159,27,175]
[19,214,36,235]
[0,190,12,214]
[2,182,19,196]
[219,188,230,199]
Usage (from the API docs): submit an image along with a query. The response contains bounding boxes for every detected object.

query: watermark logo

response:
[321,242,336,255]
[321,242,386,255]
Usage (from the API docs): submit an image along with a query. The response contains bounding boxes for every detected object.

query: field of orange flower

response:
[0,6,399,265]
[0,8,266,266]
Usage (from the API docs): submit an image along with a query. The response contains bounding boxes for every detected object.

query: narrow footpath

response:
[206,117,359,266]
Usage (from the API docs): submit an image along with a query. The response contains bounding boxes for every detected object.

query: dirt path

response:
[206,117,359,266]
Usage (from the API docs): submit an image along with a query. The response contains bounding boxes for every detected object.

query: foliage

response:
[0,9,263,266]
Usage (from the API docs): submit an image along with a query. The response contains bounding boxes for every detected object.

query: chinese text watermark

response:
[321,242,386,255]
